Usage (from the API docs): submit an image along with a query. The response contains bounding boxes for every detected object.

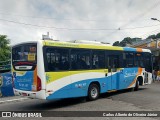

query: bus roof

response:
[43,40,151,53]
[12,40,151,53]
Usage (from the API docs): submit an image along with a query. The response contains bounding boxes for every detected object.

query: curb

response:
[0,98,29,104]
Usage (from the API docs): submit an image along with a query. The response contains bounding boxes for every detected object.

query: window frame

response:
[123,52,135,68]
[12,43,37,71]
[43,46,151,72]
[70,48,92,71]
[43,46,70,72]
[91,50,105,69]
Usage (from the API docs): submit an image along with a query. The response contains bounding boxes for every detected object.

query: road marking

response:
[0,98,29,104]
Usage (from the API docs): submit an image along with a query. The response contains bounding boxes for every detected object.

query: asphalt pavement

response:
[0,82,160,120]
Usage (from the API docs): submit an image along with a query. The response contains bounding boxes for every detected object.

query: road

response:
[0,82,160,120]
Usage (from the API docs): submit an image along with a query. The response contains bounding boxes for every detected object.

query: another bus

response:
[0,60,14,97]
[0,61,11,87]
[0,61,11,73]
[12,40,152,100]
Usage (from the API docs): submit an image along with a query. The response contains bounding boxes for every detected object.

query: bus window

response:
[144,53,152,72]
[108,55,119,69]
[135,53,144,67]
[12,44,37,71]
[92,50,105,69]
[45,48,69,71]
[0,61,11,73]
[123,52,134,67]
[71,49,91,70]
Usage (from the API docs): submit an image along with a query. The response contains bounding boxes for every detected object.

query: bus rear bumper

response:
[13,88,46,100]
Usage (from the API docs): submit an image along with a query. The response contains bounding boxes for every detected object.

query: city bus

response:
[0,60,14,97]
[0,61,11,73]
[12,40,152,100]
[0,61,11,86]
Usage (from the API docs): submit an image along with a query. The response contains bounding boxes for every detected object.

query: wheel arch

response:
[88,81,101,92]
[137,76,143,86]
[87,81,101,101]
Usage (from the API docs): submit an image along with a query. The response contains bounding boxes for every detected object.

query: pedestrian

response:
[152,69,156,82]
[154,68,158,81]
[156,70,160,81]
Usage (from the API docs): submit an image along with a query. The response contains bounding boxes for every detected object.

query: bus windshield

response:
[0,61,11,73]
[12,43,37,71]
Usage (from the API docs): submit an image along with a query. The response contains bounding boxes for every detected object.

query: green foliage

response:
[0,35,11,61]
[146,32,160,39]
[113,32,160,47]
[112,41,120,46]
[156,33,160,38]
[147,35,156,39]
[113,37,142,47]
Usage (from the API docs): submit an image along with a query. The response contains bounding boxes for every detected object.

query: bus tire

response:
[87,83,100,101]
[134,80,139,91]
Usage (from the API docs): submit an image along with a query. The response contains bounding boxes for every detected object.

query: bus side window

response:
[135,53,144,67]
[123,52,134,67]
[92,50,105,69]
[144,53,152,72]
[70,49,91,70]
[71,54,77,69]
[113,57,119,68]
[107,55,119,72]
[45,48,69,71]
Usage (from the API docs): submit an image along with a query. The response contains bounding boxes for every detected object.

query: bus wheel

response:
[87,83,100,101]
[134,80,139,91]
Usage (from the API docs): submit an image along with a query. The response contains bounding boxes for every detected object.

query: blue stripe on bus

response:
[46,68,139,100]
[123,47,136,51]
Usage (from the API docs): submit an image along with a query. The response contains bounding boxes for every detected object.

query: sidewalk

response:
[0,95,29,104]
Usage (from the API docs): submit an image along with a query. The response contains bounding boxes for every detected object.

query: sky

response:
[1,0,160,45]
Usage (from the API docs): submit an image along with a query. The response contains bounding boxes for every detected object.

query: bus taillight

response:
[37,76,41,91]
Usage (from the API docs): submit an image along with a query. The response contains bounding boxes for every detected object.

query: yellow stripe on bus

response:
[46,69,107,84]
[43,41,123,51]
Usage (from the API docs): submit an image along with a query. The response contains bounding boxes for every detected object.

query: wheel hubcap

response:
[91,87,98,98]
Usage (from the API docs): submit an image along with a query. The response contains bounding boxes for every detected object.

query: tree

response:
[156,33,160,38]
[147,35,156,39]
[112,37,142,47]
[113,41,120,46]
[119,37,132,47]
[112,32,160,47]
[0,35,11,61]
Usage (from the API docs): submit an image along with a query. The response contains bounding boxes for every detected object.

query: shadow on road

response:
[24,87,148,111]
[100,87,147,99]
[24,97,86,111]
